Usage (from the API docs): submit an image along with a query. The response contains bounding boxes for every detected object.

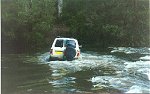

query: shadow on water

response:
[1,54,53,94]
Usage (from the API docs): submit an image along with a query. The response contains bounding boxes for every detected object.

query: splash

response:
[38,47,150,93]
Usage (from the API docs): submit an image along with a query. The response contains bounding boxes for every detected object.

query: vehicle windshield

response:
[55,39,63,47]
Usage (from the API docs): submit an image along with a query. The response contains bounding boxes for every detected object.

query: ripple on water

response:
[38,48,150,93]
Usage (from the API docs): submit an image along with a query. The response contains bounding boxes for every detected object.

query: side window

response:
[55,40,63,47]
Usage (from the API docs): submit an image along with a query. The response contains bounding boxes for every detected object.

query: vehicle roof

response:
[55,38,77,40]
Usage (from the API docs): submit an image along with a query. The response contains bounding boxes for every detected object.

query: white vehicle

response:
[49,37,81,61]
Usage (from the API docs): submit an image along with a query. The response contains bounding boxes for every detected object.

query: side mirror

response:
[79,45,82,48]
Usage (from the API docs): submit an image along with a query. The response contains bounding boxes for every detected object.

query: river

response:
[2,47,150,94]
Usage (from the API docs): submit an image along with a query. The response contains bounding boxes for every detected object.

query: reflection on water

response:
[2,47,150,94]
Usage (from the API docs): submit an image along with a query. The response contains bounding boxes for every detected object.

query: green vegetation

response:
[2,0,56,53]
[62,0,149,47]
[2,0,149,53]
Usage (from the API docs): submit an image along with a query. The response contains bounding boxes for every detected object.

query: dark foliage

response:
[1,0,149,53]
[61,0,149,47]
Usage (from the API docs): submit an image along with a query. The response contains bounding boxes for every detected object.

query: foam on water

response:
[137,68,150,80]
[125,61,150,69]
[49,77,76,87]
[38,48,150,93]
[140,56,150,61]
[126,85,150,93]
[126,85,143,93]
[111,47,150,55]
[91,75,150,93]
[111,47,134,54]
[38,52,50,63]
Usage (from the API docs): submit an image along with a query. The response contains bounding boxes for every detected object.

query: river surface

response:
[2,47,150,94]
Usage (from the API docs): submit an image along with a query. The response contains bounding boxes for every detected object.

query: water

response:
[2,47,150,94]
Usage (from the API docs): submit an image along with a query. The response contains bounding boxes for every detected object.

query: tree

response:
[61,0,149,47]
[2,0,57,53]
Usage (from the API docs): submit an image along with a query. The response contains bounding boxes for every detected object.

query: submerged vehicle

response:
[49,37,81,61]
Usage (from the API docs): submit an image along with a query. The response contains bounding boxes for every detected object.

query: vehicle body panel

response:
[50,38,80,60]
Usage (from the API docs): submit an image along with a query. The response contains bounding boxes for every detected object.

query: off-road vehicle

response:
[49,37,81,61]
